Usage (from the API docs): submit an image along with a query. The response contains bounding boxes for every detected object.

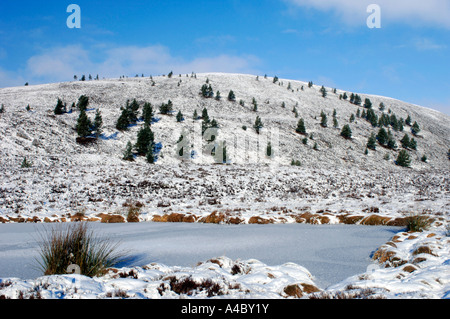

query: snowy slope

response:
[0,73,448,223]
[0,73,449,299]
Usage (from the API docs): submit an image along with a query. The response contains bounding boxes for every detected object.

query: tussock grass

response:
[405,213,432,232]
[36,222,126,277]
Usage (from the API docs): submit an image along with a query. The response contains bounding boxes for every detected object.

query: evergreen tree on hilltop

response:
[353,94,362,106]
[128,99,140,123]
[364,98,372,109]
[320,111,328,128]
[377,127,388,145]
[273,76,279,84]
[387,130,397,150]
[160,100,173,115]
[296,118,306,135]
[320,86,327,98]
[142,102,154,125]
[201,108,210,123]
[135,124,154,156]
[340,124,352,139]
[93,109,103,137]
[411,121,421,136]
[54,98,66,115]
[396,150,411,168]
[405,115,412,126]
[116,107,131,131]
[401,134,411,149]
[252,97,258,112]
[409,138,417,150]
[76,110,92,138]
[201,84,214,98]
[228,90,236,102]
[253,116,264,134]
[176,110,184,122]
[77,95,89,112]
[367,132,377,150]
[123,141,134,161]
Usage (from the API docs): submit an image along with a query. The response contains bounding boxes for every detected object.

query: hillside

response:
[0,73,449,223]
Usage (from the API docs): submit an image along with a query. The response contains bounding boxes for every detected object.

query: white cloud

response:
[285,0,450,28]
[26,45,93,81]
[23,44,261,84]
[414,38,447,51]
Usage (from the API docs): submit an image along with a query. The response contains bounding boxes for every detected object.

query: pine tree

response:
[21,157,32,168]
[201,108,210,123]
[350,93,355,104]
[76,110,92,138]
[176,110,184,122]
[159,100,173,115]
[227,90,236,102]
[142,102,154,125]
[77,95,89,112]
[146,146,155,164]
[116,108,131,131]
[377,127,388,145]
[215,91,221,101]
[367,132,377,150]
[168,71,173,78]
[266,142,273,158]
[296,118,306,135]
[273,76,279,84]
[320,86,327,98]
[333,117,339,128]
[54,98,66,115]
[320,111,328,128]
[387,130,397,150]
[253,116,264,134]
[409,138,417,150]
[123,141,134,161]
[401,134,411,149]
[421,154,427,163]
[343,92,348,100]
[252,98,258,112]
[364,98,372,109]
[405,115,412,126]
[308,81,313,88]
[135,124,154,156]
[340,124,352,139]
[93,109,103,137]
[396,150,411,167]
[349,114,355,123]
[353,94,362,106]
[379,102,385,111]
[411,121,421,136]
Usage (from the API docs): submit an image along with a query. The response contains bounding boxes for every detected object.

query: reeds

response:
[36,222,126,277]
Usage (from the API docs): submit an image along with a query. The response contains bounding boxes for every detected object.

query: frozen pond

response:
[0,222,402,288]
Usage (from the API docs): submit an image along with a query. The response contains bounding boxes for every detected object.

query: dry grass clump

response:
[405,213,432,232]
[36,222,126,277]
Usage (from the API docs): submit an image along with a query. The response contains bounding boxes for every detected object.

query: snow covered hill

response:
[0,73,449,299]
[0,73,448,223]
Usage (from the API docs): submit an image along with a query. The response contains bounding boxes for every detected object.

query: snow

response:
[0,73,449,299]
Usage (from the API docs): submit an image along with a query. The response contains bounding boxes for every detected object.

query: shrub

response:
[405,213,432,232]
[36,222,126,277]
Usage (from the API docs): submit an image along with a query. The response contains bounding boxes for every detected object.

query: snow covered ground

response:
[1,222,449,299]
[0,73,449,299]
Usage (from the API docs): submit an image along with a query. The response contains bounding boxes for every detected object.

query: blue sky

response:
[0,0,449,114]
